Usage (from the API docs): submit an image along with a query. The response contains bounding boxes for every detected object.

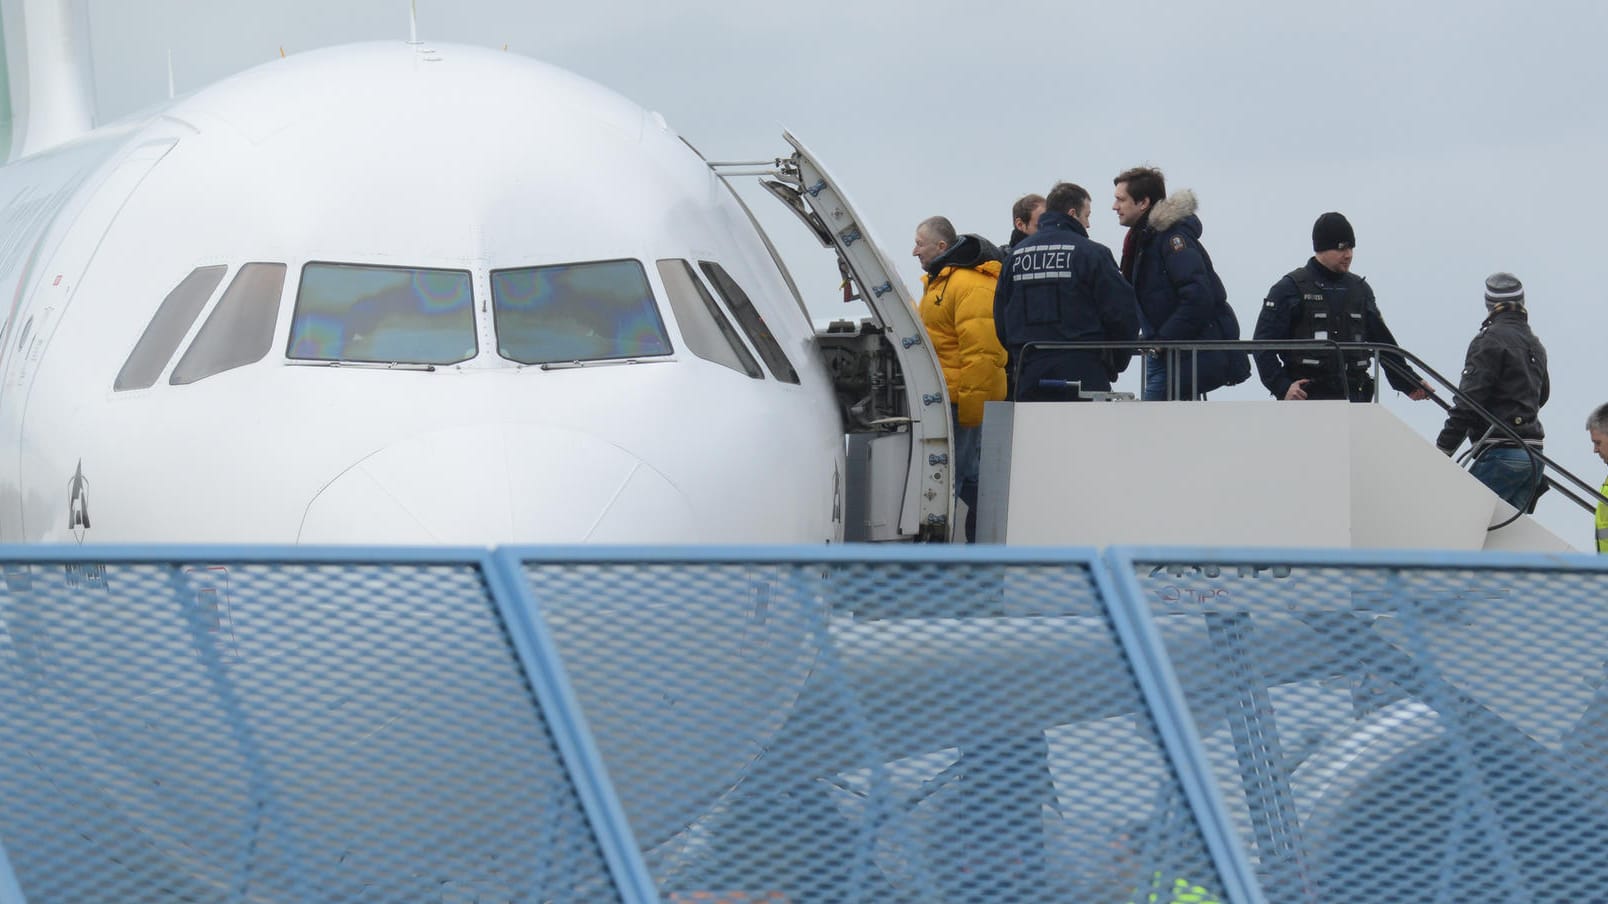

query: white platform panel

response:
[978,400,1570,552]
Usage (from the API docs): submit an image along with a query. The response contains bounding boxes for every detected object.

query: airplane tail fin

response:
[0,0,95,161]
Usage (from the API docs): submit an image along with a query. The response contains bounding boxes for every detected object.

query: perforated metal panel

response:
[0,549,647,903]
[506,548,1239,903]
[1108,548,1608,903]
[10,545,1607,903]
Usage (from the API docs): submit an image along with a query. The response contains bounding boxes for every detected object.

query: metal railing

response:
[1341,343,1601,527]
[0,545,658,904]
[1013,338,1386,403]
[1011,338,1608,530]
[8,544,1608,901]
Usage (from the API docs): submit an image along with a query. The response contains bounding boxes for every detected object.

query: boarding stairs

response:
[979,339,1604,552]
[716,133,1604,549]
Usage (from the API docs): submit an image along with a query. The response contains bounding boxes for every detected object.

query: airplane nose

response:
[298,423,698,544]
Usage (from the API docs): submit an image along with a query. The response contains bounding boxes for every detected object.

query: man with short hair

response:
[1005,193,1046,250]
[994,181,1138,401]
[912,215,1006,543]
[1061,184,1092,229]
[1435,273,1549,511]
[1588,403,1608,553]
[1253,212,1431,402]
[1113,166,1235,400]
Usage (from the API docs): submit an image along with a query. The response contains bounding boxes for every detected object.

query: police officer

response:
[1588,403,1608,553]
[994,181,1139,401]
[1253,212,1431,402]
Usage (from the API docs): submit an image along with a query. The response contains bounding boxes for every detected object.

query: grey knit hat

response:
[1484,272,1524,310]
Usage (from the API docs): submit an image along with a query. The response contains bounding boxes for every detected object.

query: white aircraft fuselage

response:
[0,40,845,547]
[0,41,852,877]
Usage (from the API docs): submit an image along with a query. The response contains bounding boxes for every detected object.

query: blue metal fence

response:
[0,547,654,904]
[1106,547,1608,903]
[3,544,1606,902]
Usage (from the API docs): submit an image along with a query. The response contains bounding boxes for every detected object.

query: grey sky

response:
[83,0,1608,546]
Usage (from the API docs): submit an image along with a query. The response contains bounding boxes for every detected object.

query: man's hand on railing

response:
[1408,381,1433,402]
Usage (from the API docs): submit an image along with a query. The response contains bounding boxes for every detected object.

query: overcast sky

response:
[82,0,1608,546]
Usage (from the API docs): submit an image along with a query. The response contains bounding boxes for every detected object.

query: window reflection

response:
[117,265,226,390]
[654,259,762,378]
[491,259,671,365]
[288,263,475,365]
[171,263,286,385]
[699,261,799,384]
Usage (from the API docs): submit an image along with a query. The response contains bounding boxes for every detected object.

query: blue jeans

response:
[1142,354,1203,401]
[1470,446,1541,511]
[954,409,982,543]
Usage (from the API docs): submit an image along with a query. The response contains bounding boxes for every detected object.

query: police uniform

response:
[992,210,1139,401]
[1253,258,1422,401]
[1254,213,1422,402]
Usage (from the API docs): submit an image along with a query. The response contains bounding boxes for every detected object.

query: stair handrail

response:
[1366,344,1603,529]
[1011,338,1608,531]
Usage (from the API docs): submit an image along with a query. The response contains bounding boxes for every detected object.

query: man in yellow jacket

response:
[913,215,1007,543]
[1589,402,1608,553]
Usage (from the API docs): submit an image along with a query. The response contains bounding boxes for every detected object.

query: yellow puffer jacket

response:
[919,257,1006,428]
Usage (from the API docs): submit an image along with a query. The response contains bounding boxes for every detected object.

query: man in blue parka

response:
[1113,166,1231,400]
[993,181,1139,401]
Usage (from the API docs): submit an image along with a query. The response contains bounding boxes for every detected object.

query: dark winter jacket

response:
[1127,190,1225,340]
[1253,257,1423,401]
[1435,306,1549,453]
[992,211,1139,400]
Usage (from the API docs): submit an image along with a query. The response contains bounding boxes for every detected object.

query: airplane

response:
[12,4,1600,902]
[0,1,966,897]
[0,12,893,550]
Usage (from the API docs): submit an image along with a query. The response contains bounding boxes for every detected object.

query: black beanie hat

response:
[1312,212,1356,252]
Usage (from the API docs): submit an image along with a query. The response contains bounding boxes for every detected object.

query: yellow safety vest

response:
[1140,873,1222,903]
[1597,477,1608,554]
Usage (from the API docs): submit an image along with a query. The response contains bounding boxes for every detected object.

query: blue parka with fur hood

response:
[1127,189,1226,340]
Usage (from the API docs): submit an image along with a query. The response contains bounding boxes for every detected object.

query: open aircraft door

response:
[713,132,953,541]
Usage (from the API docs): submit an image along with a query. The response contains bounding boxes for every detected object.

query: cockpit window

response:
[491,259,672,365]
[287,262,476,365]
[170,263,286,385]
[655,259,762,378]
[698,261,799,384]
[116,265,226,391]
